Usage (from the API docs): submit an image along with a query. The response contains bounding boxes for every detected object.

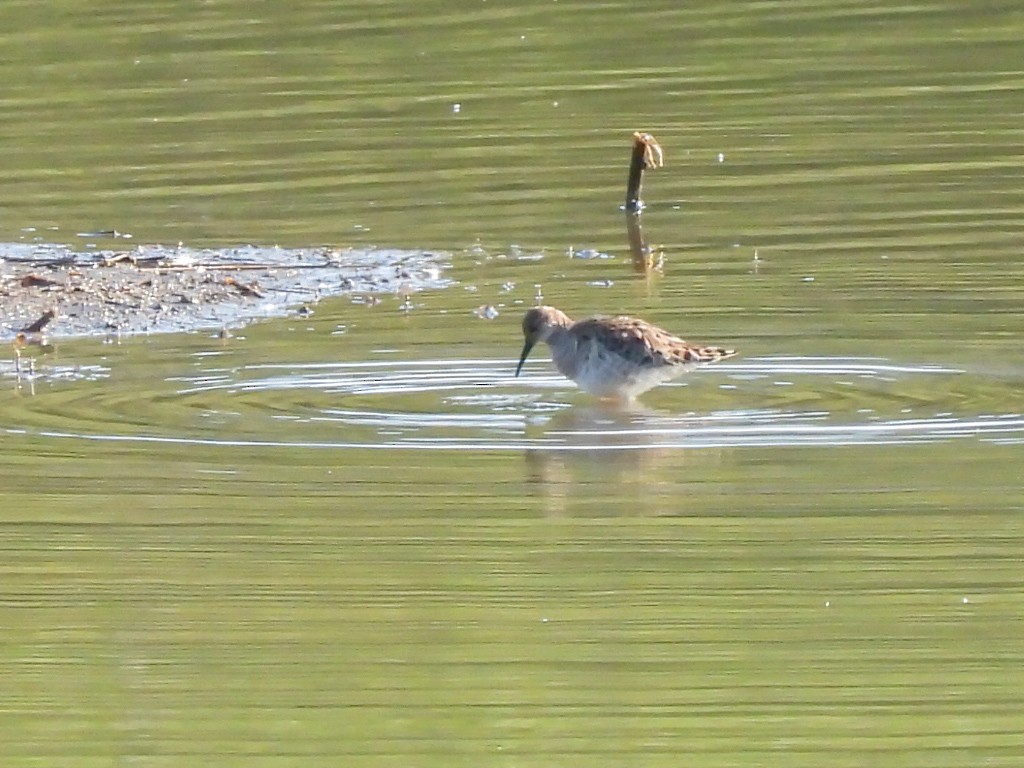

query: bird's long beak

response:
[515,340,535,377]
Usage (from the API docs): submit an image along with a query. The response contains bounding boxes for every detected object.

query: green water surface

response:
[1,1,1023,765]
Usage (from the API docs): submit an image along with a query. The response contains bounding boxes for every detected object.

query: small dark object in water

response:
[624,131,664,213]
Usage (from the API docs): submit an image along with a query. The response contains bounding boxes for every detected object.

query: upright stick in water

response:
[624,131,664,213]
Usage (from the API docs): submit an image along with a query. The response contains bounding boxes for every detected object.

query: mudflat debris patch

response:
[1,242,451,340]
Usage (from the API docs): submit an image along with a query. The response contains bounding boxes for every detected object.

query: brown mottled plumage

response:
[515,306,735,400]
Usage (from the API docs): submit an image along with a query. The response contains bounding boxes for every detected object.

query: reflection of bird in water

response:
[521,404,734,518]
[515,306,736,402]
[13,309,56,374]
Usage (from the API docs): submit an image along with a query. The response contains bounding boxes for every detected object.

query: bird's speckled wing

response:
[572,316,734,368]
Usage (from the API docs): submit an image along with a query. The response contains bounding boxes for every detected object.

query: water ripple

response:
[5,356,1024,451]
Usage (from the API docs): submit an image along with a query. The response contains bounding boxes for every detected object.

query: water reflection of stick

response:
[624,131,664,213]
[625,214,665,275]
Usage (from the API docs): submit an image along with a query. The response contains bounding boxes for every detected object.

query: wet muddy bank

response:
[1,242,451,340]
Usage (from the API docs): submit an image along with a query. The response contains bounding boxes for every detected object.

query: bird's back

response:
[552,315,732,398]
[573,315,732,365]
